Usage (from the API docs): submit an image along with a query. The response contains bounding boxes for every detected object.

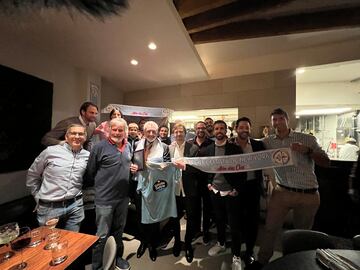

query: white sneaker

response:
[232,256,242,270]
[208,242,226,256]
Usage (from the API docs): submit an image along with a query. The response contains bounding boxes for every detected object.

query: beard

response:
[110,136,123,144]
[146,137,156,143]
[239,132,249,140]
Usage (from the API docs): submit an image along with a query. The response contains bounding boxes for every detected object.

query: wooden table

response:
[0,228,98,270]
[263,249,360,270]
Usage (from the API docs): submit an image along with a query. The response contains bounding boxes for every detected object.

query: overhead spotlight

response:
[295,68,305,75]
[148,42,157,50]
[130,59,138,66]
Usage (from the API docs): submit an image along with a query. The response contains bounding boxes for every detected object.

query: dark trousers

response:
[242,180,261,255]
[167,196,185,244]
[198,178,212,234]
[211,192,243,257]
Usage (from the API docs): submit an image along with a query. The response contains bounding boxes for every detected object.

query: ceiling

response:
[1,0,360,91]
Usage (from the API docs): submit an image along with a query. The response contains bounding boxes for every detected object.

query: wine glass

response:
[9,227,31,270]
[0,222,19,262]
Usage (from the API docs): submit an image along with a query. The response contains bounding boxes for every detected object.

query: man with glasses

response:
[27,124,89,232]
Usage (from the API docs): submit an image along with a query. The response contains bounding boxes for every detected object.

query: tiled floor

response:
[117,220,283,270]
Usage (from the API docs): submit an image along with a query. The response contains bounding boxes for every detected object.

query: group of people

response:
[26,102,331,270]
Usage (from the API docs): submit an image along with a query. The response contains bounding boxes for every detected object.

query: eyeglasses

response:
[68,132,85,136]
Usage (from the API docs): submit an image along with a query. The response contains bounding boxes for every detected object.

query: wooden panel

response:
[174,0,236,19]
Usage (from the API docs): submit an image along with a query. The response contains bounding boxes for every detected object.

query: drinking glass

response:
[44,231,60,250]
[0,222,19,262]
[50,240,68,266]
[28,228,42,248]
[43,216,59,240]
[9,227,31,270]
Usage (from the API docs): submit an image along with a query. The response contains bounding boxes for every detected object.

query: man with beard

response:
[188,121,214,244]
[205,117,215,140]
[205,120,246,270]
[251,108,329,270]
[231,117,265,268]
[41,101,98,150]
[84,118,138,270]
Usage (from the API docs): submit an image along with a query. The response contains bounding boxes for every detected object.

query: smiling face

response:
[271,113,289,134]
[173,125,186,144]
[144,121,159,143]
[65,125,86,151]
[214,122,227,142]
[236,121,251,140]
[109,122,126,144]
[159,127,169,138]
[195,122,206,139]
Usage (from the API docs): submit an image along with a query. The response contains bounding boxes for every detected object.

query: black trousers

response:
[211,192,243,257]
[197,177,213,234]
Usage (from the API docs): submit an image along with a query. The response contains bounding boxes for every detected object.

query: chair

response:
[103,236,117,270]
[282,229,335,255]
[353,235,360,250]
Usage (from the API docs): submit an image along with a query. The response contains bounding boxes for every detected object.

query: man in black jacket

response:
[205,120,246,270]
[232,117,265,267]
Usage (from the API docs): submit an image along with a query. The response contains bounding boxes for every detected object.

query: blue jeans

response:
[37,198,85,232]
[92,198,129,270]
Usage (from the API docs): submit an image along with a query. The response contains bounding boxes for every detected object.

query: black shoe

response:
[185,245,194,263]
[149,246,157,261]
[244,253,255,266]
[172,241,181,257]
[203,231,210,245]
[246,261,263,270]
[136,242,146,258]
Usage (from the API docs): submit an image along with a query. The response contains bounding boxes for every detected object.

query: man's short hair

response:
[172,123,187,134]
[204,117,213,122]
[110,118,128,133]
[79,101,98,114]
[128,123,139,130]
[195,121,206,128]
[270,108,289,120]
[236,117,252,127]
[143,121,158,132]
[213,120,227,129]
[66,124,87,137]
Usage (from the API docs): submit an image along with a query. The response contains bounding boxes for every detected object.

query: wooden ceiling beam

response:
[174,0,236,19]
[184,0,295,34]
[190,7,360,44]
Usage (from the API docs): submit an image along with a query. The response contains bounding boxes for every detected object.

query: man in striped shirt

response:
[253,108,330,269]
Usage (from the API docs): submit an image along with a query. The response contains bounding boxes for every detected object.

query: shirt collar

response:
[64,142,83,153]
[274,128,293,139]
[108,137,128,152]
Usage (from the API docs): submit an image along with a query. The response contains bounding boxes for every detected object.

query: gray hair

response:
[109,118,128,133]
[143,121,158,132]
[66,124,87,137]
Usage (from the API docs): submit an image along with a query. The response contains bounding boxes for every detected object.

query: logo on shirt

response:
[153,180,168,192]
[272,150,290,165]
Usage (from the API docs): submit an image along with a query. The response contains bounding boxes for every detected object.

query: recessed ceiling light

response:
[148,42,157,50]
[295,68,305,75]
[130,59,138,66]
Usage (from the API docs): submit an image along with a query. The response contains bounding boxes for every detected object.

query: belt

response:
[278,184,318,194]
[39,195,83,207]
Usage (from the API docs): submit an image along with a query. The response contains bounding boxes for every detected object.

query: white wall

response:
[0,41,102,204]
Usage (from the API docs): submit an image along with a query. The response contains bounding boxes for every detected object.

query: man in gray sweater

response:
[84,118,138,270]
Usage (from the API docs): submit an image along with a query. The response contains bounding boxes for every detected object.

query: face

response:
[159,127,169,138]
[236,121,251,140]
[174,127,185,143]
[111,110,122,119]
[128,125,138,138]
[205,119,214,132]
[271,114,289,133]
[82,105,98,122]
[65,126,86,150]
[109,123,126,144]
[144,127,157,142]
[214,123,227,141]
[195,123,206,138]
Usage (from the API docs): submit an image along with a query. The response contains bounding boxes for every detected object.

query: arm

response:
[83,146,99,188]
[26,149,47,201]
[41,119,69,146]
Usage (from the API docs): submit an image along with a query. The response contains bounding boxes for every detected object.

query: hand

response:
[290,142,311,154]
[207,184,213,191]
[173,160,186,170]
[228,189,238,197]
[130,163,138,173]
